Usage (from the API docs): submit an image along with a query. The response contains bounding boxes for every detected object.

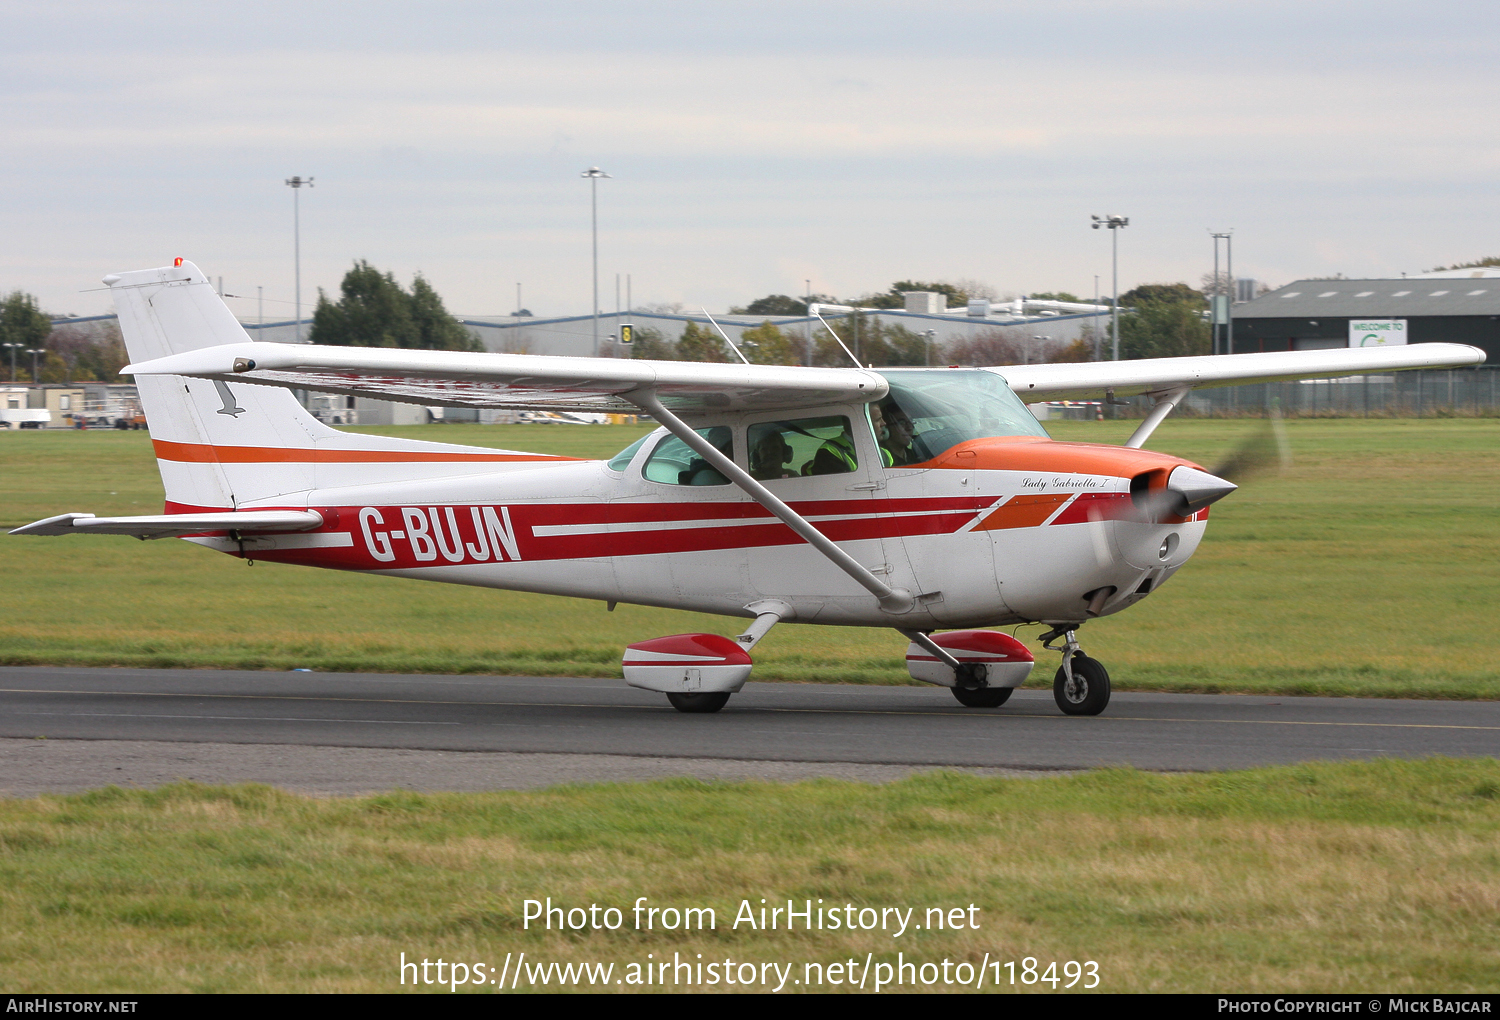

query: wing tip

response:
[9,513,95,536]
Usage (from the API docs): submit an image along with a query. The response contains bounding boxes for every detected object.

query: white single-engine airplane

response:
[13,261,1486,715]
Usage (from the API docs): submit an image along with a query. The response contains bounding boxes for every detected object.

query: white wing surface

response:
[997,344,1485,402]
[125,343,888,414]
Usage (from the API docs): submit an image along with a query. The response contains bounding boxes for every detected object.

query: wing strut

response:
[1124,386,1191,449]
[629,390,914,614]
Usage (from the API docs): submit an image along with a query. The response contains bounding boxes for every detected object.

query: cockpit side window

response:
[643,426,734,486]
[876,369,1048,462]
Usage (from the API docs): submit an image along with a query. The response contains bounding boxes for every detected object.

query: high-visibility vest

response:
[821,433,858,471]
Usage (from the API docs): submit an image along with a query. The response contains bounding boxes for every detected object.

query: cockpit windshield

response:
[875,369,1048,462]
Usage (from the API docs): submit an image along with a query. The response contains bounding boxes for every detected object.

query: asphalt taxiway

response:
[1,666,1494,795]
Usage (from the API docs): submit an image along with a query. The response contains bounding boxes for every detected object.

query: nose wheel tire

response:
[666,691,731,713]
[1053,654,1111,716]
[950,685,1013,708]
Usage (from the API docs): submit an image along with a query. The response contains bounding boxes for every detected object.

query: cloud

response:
[0,2,1497,314]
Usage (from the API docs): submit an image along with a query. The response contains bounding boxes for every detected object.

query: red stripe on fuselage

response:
[182,489,1173,571]
[220,497,992,569]
[1046,491,1133,525]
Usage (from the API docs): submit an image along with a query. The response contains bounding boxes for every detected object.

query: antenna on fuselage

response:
[812,307,862,368]
[701,309,752,366]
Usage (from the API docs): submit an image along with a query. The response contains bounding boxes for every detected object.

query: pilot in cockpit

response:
[871,400,919,467]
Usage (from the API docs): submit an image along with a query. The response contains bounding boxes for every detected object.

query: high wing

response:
[124,343,888,414]
[125,335,1483,413]
[11,510,324,539]
[997,344,1485,402]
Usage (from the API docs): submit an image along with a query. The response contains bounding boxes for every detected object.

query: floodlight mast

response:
[581,167,611,357]
[1092,214,1129,360]
[1210,230,1235,355]
[284,176,314,342]
[1093,275,1102,361]
[2,343,19,382]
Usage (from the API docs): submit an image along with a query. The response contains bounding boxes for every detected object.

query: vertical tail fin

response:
[108,260,333,508]
[109,261,570,511]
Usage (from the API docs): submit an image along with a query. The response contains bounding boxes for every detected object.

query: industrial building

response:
[460,292,1109,362]
[1,382,141,428]
[1231,278,1500,363]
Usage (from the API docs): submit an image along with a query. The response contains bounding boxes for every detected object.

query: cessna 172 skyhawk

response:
[12,262,1486,715]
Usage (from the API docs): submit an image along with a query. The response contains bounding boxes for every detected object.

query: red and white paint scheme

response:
[13,261,1485,715]
[623,633,754,708]
[905,630,1034,688]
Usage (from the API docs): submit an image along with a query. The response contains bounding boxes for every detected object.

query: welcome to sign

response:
[1349,320,1407,347]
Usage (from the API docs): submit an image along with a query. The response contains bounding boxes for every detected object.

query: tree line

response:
[308,261,479,351]
[0,291,128,384]
[724,279,1216,363]
[633,280,1214,366]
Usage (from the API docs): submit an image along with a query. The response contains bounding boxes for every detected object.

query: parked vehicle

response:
[0,409,51,429]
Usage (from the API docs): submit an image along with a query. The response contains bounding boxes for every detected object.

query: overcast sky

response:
[3,1,1497,320]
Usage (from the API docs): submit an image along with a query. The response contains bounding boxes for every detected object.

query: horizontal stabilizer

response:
[10,510,324,539]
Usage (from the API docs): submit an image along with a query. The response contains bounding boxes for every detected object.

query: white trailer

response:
[0,409,51,429]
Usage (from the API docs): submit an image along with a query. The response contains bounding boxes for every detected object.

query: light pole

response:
[27,347,45,383]
[581,167,611,357]
[2,343,18,382]
[1029,335,1052,367]
[1210,230,1234,355]
[1092,214,1129,360]
[284,176,313,342]
[1093,275,1102,361]
[922,329,937,366]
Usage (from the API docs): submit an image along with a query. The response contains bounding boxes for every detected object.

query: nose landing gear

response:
[1038,625,1111,716]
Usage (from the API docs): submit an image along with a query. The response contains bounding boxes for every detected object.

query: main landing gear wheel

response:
[950,685,1013,708]
[666,691,731,714]
[1053,654,1110,716]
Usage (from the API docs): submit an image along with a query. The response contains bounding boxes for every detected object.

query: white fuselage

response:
[194,410,1208,630]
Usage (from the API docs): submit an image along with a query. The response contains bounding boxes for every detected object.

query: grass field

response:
[1,758,1496,993]
[1,418,1497,698]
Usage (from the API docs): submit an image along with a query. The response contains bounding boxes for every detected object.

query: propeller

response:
[1208,407,1292,486]
[1132,410,1291,521]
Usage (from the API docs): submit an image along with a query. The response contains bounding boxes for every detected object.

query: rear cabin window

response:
[747,416,857,480]
[643,427,734,486]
